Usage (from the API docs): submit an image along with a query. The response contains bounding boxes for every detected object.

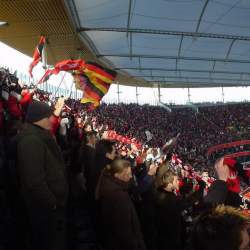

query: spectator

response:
[96,158,146,250]
[17,100,69,250]
[78,131,97,199]
[154,164,204,250]
[92,139,116,197]
[191,205,250,250]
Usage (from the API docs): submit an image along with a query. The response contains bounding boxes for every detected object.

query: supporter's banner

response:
[207,140,250,155]
[102,130,142,149]
[29,36,46,78]
[38,59,85,84]
[73,62,117,108]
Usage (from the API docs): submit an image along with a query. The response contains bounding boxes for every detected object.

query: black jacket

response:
[97,173,146,250]
[154,187,204,250]
[17,123,68,210]
[79,144,96,196]
[204,180,242,207]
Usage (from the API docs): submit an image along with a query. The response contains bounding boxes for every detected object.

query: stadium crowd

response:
[0,68,250,250]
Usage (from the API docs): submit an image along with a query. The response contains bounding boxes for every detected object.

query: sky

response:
[1,41,250,105]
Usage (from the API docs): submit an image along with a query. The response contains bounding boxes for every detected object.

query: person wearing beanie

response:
[17,100,68,250]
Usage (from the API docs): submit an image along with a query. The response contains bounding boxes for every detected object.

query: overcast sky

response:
[1,41,250,105]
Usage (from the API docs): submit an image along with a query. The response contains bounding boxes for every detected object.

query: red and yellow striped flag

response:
[73,62,117,108]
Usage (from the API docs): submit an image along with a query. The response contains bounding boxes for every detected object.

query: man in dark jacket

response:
[79,131,97,198]
[17,100,68,250]
[96,159,146,250]
[204,157,242,207]
[154,165,205,250]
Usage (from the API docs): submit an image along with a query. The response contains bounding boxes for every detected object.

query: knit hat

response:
[223,158,237,168]
[25,100,54,123]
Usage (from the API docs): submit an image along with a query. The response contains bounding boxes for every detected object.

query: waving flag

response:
[29,36,46,77]
[38,59,85,84]
[52,59,85,74]
[73,62,117,108]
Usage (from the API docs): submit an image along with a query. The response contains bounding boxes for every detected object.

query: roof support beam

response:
[138,57,141,72]
[126,0,133,37]
[98,54,250,64]
[212,61,216,71]
[77,27,250,41]
[134,75,250,82]
[176,35,183,69]
[147,80,250,87]
[129,32,133,60]
[225,39,236,60]
[195,0,210,32]
[115,67,250,75]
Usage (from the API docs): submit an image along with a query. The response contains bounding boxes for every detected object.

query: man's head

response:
[83,123,92,132]
[25,100,54,130]
[83,131,97,146]
[96,139,116,161]
[156,165,179,191]
[109,159,132,183]
[202,171,209,182]
[191,205,249,250]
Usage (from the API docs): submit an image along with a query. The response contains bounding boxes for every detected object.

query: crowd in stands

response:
[0,67,250,250]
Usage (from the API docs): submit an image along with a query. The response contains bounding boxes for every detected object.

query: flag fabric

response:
[52,59,85,74]
[38,59,85,84]
[38,59,116,106]
[73,62,117,108]
[29,36,46,77]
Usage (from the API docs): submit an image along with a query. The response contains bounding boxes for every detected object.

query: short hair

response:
[81,131,97,145]
[155,164,175,188]
[106,158,131,175]
[95,139,116,159]
[191,205,249,250]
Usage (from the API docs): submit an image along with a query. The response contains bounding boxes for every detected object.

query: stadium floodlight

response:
[0,21,8,27]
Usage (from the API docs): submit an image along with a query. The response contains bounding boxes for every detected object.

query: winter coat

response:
[204,180,242,207]
[17,123,68,210]
[97,173,146,250]
[79,144,96,197]
[154,187,204,250]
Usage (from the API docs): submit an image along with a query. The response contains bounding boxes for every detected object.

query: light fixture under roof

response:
[0,21,8,27]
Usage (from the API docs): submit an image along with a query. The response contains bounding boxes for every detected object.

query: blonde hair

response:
[95,158,131,200]
[155,163,175,188]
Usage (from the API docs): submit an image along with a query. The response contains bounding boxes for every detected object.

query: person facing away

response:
[191,205,250,250]
[91,139,117,197]
[79,131,97,197]
[17,100,68,250]
[95,158,146,250]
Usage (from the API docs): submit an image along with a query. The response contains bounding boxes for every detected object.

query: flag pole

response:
[69,81,74,99]
[55,72,67,97]
[42,37,48,92]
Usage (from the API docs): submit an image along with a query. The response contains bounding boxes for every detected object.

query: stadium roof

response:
[1,0,250,88]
